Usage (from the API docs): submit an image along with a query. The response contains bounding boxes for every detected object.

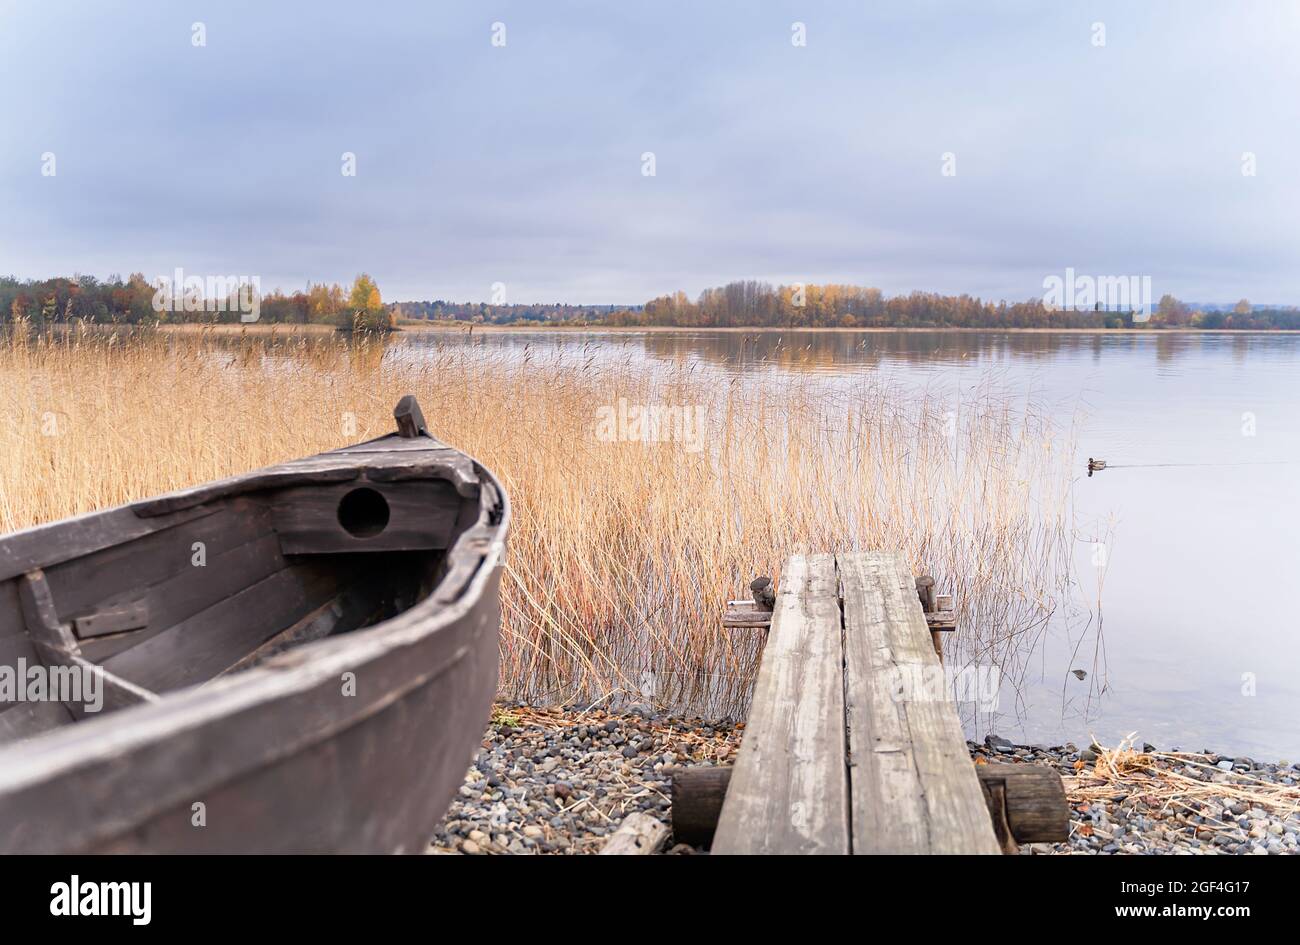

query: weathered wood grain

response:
[670,765,733,847]
[15,572,150,721]
[133,438,478,517]
[925,612,958,631]
[669,762,1065,852]
[77,531,287,663]
[722,599,773,628]
[0,633,40,677]
[103,565,340,692]
[0,700,75,745]
[18,571,78,666]
[217,580,388,677]
[0,504,217,584]
[272,480,461,554]
[71,656,160,712]
[599,812,669,855]
[45,499,271,624]
[712,554,848,855]
[840,551,999,854]
[393,394,429,438]
[977,764,1069,844]
[332,439,451,454]
[0,579,24,641]
[72,602,150,640]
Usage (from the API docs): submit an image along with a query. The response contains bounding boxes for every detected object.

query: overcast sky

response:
[2,1,1297,304]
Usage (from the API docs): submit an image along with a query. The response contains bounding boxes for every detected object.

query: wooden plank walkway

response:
[713,551,1000,855]
[713,554,848,854]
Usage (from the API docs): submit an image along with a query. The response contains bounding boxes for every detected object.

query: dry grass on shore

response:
[0,326,1077,715]
[1071,741,1300,820]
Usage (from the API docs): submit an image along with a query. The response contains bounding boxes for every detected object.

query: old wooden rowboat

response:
[0,396,508,852]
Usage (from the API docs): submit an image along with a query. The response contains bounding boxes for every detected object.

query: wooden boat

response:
[0,396,508,853]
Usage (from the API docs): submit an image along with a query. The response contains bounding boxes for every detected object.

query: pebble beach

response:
[430,704,1300,855]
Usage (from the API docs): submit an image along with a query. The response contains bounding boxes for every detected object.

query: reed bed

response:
[0,325,1078,716]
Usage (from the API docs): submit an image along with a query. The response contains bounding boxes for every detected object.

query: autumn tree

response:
[1154,294,1190,328]
[348,273,393,331]
[307,282,345,324]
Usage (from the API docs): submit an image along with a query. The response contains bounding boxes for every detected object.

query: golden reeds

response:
[0,325,1078,715]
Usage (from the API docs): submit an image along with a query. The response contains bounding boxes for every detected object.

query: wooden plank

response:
[839,551,999,854]
[0,503,217,584]
[0,633,40,675]
[71,657,160,712]
[130,462,359,517]
[216,580,387,677]
[712,554,849,855]
[668,763,1064,852]
[722,599,772,628]
[44,499,272,625]
[0,579,24,641]
[132,449,478,517]
[73,602,150,640]
[599,812,669,855]
[271,480,462,555]
[102,565,341,693]
[0,635,58,740]
[977,764,1068,845]
[332,440,450,454]
[18,571,78,665]
[925,611,957,631]
[76,531,287,663]
[0,699,75,746]
[14,571,151,721]
[670,766,733,847]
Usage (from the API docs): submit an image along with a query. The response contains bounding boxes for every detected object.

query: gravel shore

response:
[974,735,1300,855]
[430,704,1300,855]
[430,704,739,855]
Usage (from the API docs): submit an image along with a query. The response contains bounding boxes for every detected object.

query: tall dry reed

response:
[0,325,1077,716]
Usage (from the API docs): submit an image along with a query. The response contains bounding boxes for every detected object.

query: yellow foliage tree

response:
[347,273,393,331]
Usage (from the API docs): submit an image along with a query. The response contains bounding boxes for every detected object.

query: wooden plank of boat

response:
[0,395,509,853]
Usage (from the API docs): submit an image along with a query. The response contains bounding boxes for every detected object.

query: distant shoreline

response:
[397,321,1300,336]
[156,322,340,334]
[122,321,1300,337]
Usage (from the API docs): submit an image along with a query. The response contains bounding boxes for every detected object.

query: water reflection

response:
[46,324,1300,756]
[400,327,1300,381]
[397,328,1300,757]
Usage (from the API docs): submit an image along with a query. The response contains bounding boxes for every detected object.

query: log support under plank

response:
[673,763,1068,852]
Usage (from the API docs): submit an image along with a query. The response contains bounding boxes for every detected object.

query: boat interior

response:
[0,466,485,747]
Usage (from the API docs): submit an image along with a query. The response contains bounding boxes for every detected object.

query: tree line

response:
[5,274,1299,331]
[602,282,1300,330]
[1,273,394,330]
[396,299,635,325]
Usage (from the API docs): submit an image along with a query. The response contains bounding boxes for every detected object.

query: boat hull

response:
[0,400,508,853]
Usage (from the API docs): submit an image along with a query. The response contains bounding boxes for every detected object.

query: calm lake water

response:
[405,329,1300,759]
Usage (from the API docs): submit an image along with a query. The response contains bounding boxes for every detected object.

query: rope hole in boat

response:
[337,487,391,538]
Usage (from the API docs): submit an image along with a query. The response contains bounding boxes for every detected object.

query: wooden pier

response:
[698,550,1065,855]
